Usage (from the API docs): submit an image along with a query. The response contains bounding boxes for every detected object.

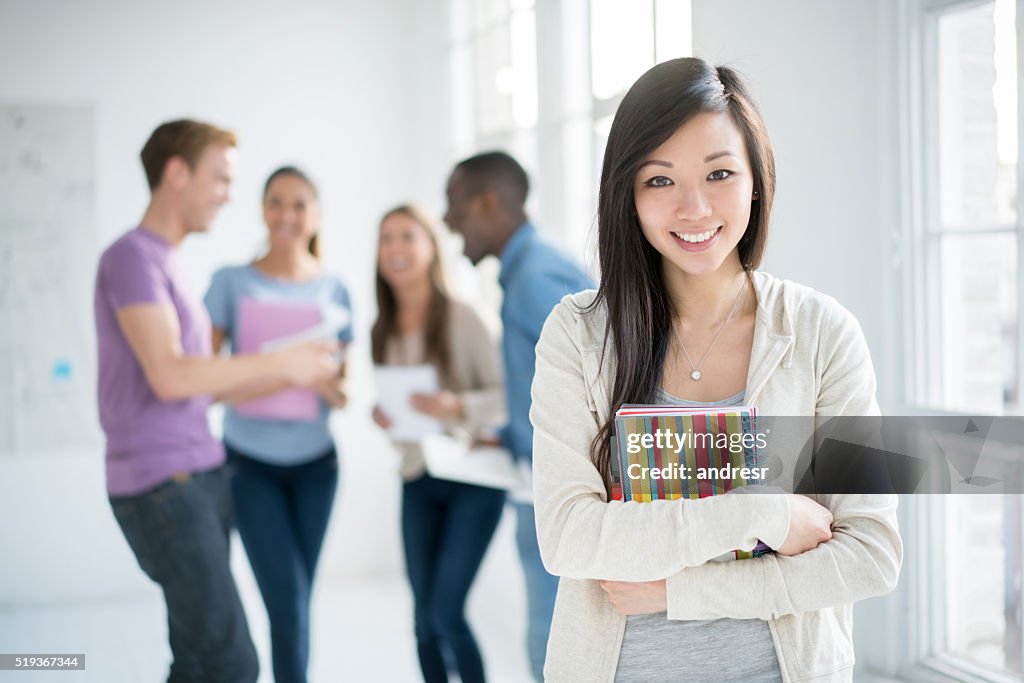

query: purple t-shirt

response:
[94,227,224,496]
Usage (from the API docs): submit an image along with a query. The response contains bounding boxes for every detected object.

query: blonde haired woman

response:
[371,205,506,683]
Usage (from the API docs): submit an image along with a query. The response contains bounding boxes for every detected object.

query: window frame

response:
[444,0,693,267]
[446,0,540,167]
[865,1,1024,681]
[870,493,1022,683]
[909,0,1024,418]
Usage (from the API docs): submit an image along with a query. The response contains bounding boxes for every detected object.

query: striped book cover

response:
[610,404,769,561]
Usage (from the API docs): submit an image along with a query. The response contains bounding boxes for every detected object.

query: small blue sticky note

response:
[53,359,72,381]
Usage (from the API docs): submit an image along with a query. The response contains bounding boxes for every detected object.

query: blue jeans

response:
[226,444,338,683]
[402,473,506,683]
[110,466,259,683]
[514,501,559,682]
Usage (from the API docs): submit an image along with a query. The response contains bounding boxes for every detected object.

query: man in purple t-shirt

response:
[95,119,339,683]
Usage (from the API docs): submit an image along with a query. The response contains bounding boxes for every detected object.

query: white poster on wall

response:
[0,104,101,454]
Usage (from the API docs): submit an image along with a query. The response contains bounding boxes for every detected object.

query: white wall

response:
[692,0,904,412]
[0,0,436,603]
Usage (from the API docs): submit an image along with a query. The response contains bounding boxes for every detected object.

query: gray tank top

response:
[614,389,783,683]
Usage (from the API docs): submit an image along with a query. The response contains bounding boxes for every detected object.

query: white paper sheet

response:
[259,304,351,353]
[421,433,527,493]
[374,365,443,442]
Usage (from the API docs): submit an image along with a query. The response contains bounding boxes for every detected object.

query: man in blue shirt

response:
[444,151,594,681]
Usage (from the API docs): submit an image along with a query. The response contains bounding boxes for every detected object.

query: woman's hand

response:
[775,494,834,556]
[470,434,502,448]
[274,340,340,387]
[314,358,348,408]
[372,405,393,430]
[409,391,465,420]
[314,377,347,408]
[598,579,667,616]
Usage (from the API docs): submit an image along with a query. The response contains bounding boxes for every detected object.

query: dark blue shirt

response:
[499,223,593,461]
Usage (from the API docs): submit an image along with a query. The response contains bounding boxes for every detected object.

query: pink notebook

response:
[235,298,321,421]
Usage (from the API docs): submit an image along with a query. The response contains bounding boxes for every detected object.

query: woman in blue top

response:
[204,166,353,683]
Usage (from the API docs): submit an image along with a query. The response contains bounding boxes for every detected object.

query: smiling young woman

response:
[203,166,354,683]
[529,57,901,682]
[370,204,507,683]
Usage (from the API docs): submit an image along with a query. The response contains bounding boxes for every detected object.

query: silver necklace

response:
[674,277,748,382]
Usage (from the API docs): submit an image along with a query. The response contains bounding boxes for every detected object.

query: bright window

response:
[943,495,1022,674]
[446,0,692,260]
[920,0,1020,415]
[448,0,538,163]
[913,2,1024,679]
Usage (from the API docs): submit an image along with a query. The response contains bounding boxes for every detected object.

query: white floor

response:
[0,507,533,683]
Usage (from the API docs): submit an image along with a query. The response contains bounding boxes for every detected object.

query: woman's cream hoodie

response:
[531,270,902,682]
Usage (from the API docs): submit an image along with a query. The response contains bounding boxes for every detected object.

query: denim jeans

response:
[110,466,258,683]
[402,473,506,683]
[514,501,559,682]
[226,444,338,683]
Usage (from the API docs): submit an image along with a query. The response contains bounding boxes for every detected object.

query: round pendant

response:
[690,370,702,381]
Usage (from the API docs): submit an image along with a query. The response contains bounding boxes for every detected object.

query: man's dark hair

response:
[454,151,530,209]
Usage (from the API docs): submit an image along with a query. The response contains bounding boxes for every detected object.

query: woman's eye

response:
[645,176,672,187]
[708,169,733,181]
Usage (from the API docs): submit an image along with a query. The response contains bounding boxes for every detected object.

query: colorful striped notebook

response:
[610,404,770,561]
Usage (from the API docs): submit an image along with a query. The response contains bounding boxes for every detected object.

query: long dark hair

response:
[370,205,454,382]
[263,166,321,259]
[588,57,776,493]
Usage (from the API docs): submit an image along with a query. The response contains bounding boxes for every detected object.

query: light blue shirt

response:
[204,264,354,466]
[499,223,593,462]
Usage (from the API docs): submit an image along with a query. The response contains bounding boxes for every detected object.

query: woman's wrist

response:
[756,495,791,550]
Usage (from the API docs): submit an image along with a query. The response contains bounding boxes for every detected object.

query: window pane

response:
[945,497,1007,671]
[474,0,510,29]
[654,0,692,63]
[449,0,473,43]
[472,10,536,135]
[590,0,655,101]
[509,8,537,128]
[1008,494,1024,674]
[475,24,514,134]
[936,0,1017,229]
[938,233,1017,413]
[450,41,476,155]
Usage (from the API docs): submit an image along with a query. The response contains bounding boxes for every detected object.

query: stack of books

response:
[610,403,770,560]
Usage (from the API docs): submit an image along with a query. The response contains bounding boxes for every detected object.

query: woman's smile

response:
[671,225,722,251]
